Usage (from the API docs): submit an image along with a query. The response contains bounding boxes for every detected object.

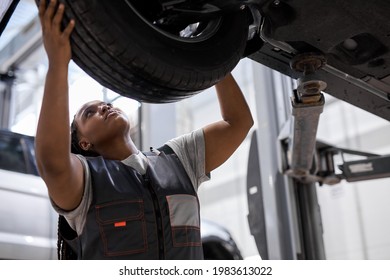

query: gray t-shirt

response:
[52,128,209,235]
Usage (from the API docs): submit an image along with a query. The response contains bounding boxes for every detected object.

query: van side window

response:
[0,134,27,174]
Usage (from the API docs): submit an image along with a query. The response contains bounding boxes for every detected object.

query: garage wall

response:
[316,94,390,259]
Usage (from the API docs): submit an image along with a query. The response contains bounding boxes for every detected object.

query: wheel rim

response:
[124,0,222,43]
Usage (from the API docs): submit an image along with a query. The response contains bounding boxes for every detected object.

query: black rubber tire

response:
[60,0,249,103]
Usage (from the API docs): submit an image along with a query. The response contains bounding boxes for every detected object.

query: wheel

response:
[45,0,249,103]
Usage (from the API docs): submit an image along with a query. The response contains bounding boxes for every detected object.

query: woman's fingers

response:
[52,3,65,28]
[62,19,75,40]
[38,0,46,20]
[39,0,74,38]
[44,0,57,24]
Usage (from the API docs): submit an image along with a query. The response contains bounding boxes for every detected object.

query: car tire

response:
[55,0,249,103]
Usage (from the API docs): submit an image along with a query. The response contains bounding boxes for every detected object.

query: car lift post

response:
[0,72,14,129]
[283,52,390,259]
[287,53,327,259]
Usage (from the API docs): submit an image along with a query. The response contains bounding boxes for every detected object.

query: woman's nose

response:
[99,104,109,114]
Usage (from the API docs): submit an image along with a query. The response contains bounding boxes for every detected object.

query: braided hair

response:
[57,215,78,260]
[57,117,100,259]
[71,117,100,157]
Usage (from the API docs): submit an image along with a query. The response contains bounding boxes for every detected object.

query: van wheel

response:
[58,0,249,103]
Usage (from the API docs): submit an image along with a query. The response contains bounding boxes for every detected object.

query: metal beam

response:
[0,72,14,129]
[0,15,42,74]
[0,0,20,36]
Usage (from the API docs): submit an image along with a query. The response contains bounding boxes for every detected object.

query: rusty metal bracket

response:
[290,53,327,104]
[284,53,327,181]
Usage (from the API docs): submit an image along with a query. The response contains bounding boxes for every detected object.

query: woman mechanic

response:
[35,0,253,259]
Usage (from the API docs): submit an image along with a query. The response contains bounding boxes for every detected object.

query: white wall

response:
[316,95,390,259]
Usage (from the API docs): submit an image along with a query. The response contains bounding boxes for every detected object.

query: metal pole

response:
[0,72,14,129]
[294,181,326,259]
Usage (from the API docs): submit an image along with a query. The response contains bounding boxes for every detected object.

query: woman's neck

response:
[96,137,138,160]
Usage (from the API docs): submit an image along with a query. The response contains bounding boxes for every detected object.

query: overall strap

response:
[143,145,175,157]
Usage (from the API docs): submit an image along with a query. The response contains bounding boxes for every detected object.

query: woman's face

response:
[74,100,130,150]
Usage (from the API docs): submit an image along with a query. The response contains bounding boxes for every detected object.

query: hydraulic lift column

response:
[288,53,327,259]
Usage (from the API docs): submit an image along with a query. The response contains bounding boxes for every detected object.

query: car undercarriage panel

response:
[250,0,390,121]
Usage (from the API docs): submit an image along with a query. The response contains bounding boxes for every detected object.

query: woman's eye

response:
[85,110,95,118]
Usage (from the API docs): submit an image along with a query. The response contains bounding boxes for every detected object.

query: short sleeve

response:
[165,128,210,192]
[50,154,92,236]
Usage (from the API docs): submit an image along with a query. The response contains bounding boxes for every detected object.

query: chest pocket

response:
[166,194,202,247]
[95,200,147,256]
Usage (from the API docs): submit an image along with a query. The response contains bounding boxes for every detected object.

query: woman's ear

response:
[79,139,92,151]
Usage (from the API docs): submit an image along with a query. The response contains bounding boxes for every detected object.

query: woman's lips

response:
[105,110,119,120]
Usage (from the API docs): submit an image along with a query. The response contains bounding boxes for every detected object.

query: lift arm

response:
[281,136,390,186]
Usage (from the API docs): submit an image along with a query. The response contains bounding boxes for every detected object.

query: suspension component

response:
[287,53,327,179]
[291,53,327,103]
